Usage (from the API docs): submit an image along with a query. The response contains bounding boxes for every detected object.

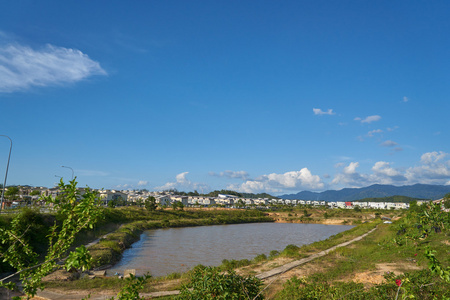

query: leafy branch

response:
[0,179,103,299]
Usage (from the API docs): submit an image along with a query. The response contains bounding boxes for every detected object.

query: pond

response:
[107,222,353,277]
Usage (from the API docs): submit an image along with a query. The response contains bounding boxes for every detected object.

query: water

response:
[107,222,353,277]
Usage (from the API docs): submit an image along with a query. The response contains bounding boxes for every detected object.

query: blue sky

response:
[0,1,449,195]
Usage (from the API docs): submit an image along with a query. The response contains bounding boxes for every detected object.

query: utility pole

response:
[0,135,12,212]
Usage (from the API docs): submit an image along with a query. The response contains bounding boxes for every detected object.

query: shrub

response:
[253,253,267,263]
[177,266,263,299]
[269,250,280,259]
[281,244,300,257]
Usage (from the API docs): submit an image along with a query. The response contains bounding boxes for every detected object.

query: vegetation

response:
[271,200,450,299]
[176,265,263,299]
[0,179,103,298]
[144,196,157,211]
[5,186,20,201]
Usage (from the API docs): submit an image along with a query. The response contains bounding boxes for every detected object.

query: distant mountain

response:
[280,184,450,202]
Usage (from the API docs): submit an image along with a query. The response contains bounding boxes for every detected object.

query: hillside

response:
[280,184,450,201]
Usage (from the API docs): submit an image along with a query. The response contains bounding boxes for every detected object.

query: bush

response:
[220,258,251,271]
[177,266,263,299]
[269,250,280,259]
[253,253,267,263]
[275,276,369,300]
[281,244,300,257]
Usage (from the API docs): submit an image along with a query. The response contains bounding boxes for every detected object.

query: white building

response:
[156,195,171,206]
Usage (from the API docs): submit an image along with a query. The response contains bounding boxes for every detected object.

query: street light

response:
[0,135,12,212]
[61,165,74,180]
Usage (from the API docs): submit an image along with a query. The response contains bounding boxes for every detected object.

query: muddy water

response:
[107,223,353,277]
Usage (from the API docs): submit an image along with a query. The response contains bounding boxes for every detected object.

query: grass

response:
[266,210,450,299]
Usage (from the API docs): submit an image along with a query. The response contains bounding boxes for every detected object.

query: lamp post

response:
[0,135,12,212]
[61,165,74,180]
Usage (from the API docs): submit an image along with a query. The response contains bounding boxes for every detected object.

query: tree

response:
[0,179,103,298]
[172,201,182,210]
[5,186,20,201]
[236,199,245,208]
[134,197,143,207]
[144,196,157,211]
[0,179,151,299]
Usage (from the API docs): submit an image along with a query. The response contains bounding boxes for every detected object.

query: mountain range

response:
[279,184,450,202]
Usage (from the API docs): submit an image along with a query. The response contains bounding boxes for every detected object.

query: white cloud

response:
[229,168,324,193]
[354,115,381,124]
[155,172,209,192]
[114,183,133,189]
[381,140,398,147]
[420,151,447,164]
[386,126,399,132]
[402,151,450,184]
[332,151,450,188]
[372,161,406,182]
[313,108,335,115]
[137,180,148,186]
[403,96,408,102]
[334,162,345,168]
[367,129,383,137]
[331,162,369,187]
[0,43,107,93]
[209,170,249,180]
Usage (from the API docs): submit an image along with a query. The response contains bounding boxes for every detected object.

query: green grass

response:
[271,205,450,299]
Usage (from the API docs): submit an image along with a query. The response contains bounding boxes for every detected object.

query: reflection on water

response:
[107,223,353,277]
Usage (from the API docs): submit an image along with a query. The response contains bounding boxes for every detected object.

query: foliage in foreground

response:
[176,265,264,300]
[276,268,450,300]
[0,179,103,298]
[110,273,151,300]
[275,199,450,299]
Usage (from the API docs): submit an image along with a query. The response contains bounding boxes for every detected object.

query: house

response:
[244,199,254,205]
[98,190,128,205]
[171,195,189,206]
[156,195,171,206]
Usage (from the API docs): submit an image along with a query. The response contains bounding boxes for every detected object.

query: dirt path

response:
[256,227,378,279]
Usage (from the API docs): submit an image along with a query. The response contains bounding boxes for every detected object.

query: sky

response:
[0,1,449,195]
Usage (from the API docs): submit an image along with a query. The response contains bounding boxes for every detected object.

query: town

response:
[2,184,433,211]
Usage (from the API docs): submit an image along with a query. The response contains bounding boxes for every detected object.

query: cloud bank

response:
[156,172,209,192]
[0,43,107,92]
[332,151,450,188]
[228,168,325,193]
[153,152,450,195]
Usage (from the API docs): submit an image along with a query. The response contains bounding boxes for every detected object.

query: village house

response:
[98,190,128,206]
[155,195,171,206]
[171,195,189,206]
